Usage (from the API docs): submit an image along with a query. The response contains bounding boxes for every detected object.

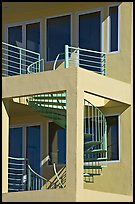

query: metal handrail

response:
[8,156,52,192]
[64,45,106,75]
[53,53,65,70]
[53,163,64,188]
[84,99,107,161]
[27,59,44,73]
[2,42,41,77]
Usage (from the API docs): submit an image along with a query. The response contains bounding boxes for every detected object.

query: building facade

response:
[2,2,133,202]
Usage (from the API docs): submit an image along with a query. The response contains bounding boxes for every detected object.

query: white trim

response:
[107,3,120,54]
[5,18,42,56]
[84,113,120,164]
[9,122,42,174]
[75,7,104,52]
[45,12,72,63]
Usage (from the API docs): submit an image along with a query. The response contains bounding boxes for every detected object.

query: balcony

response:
[2,42,106,77]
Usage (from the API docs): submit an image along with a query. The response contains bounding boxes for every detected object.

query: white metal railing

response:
[63,45,106,75]
[2,42,43,77]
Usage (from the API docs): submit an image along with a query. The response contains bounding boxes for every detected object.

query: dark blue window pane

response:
[49,122,66,165]
[57,128,66,164]
[26,126,40,174]
[109,6,118,52]
[79,11,102,73]
[9,127,23,192]
[106,116,119,160]
[9,127,22,157]
[47,15,71,61]
[8,26,22,75]
[26,23,40,73]
[79,11,101,51]
[26,23,40,53]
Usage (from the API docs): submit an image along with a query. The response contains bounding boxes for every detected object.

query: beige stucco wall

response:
[2,100,9,193]
[2,2,132,83]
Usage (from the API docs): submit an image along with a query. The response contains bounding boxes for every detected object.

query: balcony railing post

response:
[103,54,106,76]
[38,54,40,72]
[65,45,69,68]
[27,166,31,191]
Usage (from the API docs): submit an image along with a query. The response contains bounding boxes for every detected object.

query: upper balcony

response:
[2,42,106,77]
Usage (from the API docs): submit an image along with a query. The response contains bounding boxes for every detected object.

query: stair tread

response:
[32,96,66,100]
[84,149,107,154]
[84,173,101,177]
[84,165,102,169]
[84,141,102,147]
[28,101,66,112]
[84,157,107,162]
[84,133,94,137]
[29,101,66,106]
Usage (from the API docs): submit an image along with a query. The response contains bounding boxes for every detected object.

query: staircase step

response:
[28,101,66,111]
[84,173,101,177]
[84,141,102,147]
[54,119,66,129]
[29,101,66,106]
[84,165,102,169]
[84,157,107,162]
[32,95,66,100]
[84,149,107,154]
[84,133,94,137]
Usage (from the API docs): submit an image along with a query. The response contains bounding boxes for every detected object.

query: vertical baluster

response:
[65,45,69,69]
[38,178,40,190]
[27,167,31,191]
[19,49,22,75]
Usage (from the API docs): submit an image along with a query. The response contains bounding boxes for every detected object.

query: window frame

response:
[84,113,120,164]
[5,18,42,57]
[44,12,72,64]
[107,3,120,54]
[105,113,120,163]
[9,122,43,175]
[75,7,104,52]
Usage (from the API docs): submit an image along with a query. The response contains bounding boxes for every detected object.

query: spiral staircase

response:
[26,91,107,184]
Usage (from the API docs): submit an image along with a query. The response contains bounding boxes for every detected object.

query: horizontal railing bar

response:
[72,61,102,69]
[9,162,24,165]
[8,188,24,191]
[2,58,34,68]
[9,173,23,176]
[9,183,24,186]
[69,52,105,60]
[68,46,106,55]
[78,58,104,65]
[8,178,22,181]
[2,68,26,75]
[2,64,27,71]
[2,42,40,56]
[9,168,24,171]
[3,51,39,61]
[9,157,27,161]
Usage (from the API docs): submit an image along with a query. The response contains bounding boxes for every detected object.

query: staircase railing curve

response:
[84,99,107,162]
[8,156,53,192]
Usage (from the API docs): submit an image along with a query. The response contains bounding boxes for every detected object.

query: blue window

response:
[109,6,119,52]
[106,115,119,160]
[48,122,66,165]
[47,15,71,61]
[79,11,103,73]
